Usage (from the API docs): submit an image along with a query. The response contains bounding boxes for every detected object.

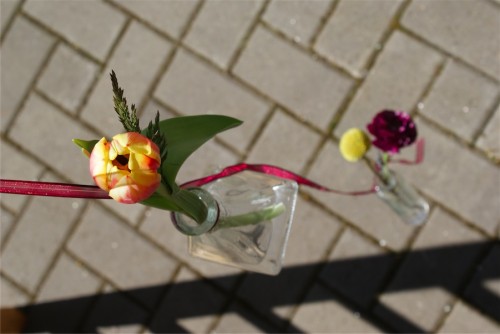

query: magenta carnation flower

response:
[366,110,417,154]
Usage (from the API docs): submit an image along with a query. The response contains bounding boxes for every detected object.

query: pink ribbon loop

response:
[390,139,425,165]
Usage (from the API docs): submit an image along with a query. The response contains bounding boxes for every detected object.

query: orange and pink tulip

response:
[89,132,161,204]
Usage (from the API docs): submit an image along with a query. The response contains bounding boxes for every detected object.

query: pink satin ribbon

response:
[390,138,425,165]
[0,140,424,199]
[181,163,376,195]
[0,179,110,198]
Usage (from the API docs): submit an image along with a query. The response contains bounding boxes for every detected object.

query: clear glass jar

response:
[375,169,429,226]
[172,171,298,275]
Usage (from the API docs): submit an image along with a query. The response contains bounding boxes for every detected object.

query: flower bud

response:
[89,132,161,203]
[339,128,371,162]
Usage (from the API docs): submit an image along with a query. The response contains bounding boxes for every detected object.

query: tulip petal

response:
[89,138,111,191]
[109,183,134,204]
[88,132,161,204]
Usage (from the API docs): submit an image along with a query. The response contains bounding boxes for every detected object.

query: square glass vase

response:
[173,171,298,275]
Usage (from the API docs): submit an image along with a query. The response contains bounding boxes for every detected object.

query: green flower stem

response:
[380,153,390,180]
[141,184,208,223]
[363,156,388,186]
[215,202,286,230]
[171,188,208,223]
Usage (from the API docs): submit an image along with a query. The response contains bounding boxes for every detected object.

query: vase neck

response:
[171,188,219,236]
[375,152,393,183]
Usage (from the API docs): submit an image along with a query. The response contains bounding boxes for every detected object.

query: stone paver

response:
[237,200,341,323]
[27,253,102,332]
[185,0,262,69]
[155,48,271,153]
[320,228,395,308]
[2,186,84,292]
[247,109,321,171]
[1,276,29,307]
[263,0,331,46]
[98,324,143,334]
[140,99,176,123]
[438,301,500,333]
[402,0,500,79]
[81,21,173,136]
[477,104,500,161]
[81,285,148,334]
[336,31,443,136]
[110,0,198,39]
[0,16,55,132]
[10,94,97,183]
[213,302,278,333]
[0,141,44,212]
[0,0,20,33]
[36,253,101,303]
[315,0,402,77]
[149,267,225,333]
[68,204,177,307]
[291,283,382,333]
[464,244,500,321]
[376,208,486,332]
[420,60,499,142]
[97,197,146,228]
[234,26,353,130]
[37,44,99,114]
[176,139,240,183]
[0,207,15,244]
[1,1,499,332]
[24,0,126,61]
[401,120,500,235]
[284,200,342,266]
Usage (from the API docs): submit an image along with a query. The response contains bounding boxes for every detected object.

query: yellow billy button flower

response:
[339,128,371,162]
[89,132,161,204]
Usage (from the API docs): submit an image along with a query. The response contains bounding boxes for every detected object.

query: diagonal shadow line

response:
[14,240,500,333]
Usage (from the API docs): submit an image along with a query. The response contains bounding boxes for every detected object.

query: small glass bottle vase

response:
[374,169,429,226]
[171,171,299,275]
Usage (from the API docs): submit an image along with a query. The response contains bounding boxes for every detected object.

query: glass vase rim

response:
[171,187,220,236]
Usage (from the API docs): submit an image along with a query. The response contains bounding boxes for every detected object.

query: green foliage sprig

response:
[144,111,168,163]
[111,71,168,163]
[110,70,140,133]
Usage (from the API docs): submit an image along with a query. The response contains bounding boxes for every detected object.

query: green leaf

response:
[72,139,99,154]
[151,115,242,188]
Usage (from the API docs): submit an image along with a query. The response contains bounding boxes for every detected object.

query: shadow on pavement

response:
[12,240,500,333]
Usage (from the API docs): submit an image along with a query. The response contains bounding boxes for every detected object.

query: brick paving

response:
[0,0,499,333]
